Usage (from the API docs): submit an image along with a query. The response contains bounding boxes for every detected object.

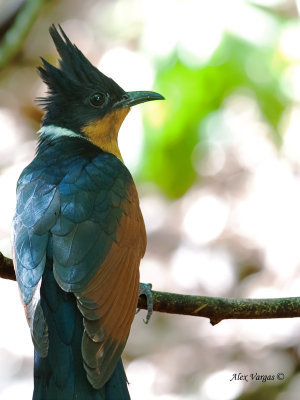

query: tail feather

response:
[105,359,131,400]
[33,259,130,399]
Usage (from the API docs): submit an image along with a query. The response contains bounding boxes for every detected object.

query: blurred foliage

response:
[0,0,46,68]
[237,380,288,400]
[141,33,289,199]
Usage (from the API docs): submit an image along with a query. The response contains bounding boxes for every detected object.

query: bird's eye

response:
[89,93,105,107]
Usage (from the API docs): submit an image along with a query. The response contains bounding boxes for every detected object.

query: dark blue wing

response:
[13,144,145,390]
[13,164,60,356]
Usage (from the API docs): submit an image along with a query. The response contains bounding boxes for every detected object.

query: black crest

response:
[37,25,125,106]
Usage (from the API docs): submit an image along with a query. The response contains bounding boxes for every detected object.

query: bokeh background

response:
[0,0,300,399]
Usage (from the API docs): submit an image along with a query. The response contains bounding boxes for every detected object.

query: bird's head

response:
[38,25,164,159]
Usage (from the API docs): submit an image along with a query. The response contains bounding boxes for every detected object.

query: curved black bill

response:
[114,90,165,109]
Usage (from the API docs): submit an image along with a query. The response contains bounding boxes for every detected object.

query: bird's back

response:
[13,135,144,399]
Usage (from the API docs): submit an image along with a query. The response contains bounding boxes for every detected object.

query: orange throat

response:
[82,107,130,161]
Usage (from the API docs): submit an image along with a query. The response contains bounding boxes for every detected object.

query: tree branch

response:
[1,251,300,325]
[138,291,300,325]
[0,252,15,280]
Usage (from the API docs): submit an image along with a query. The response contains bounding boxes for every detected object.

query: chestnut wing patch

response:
[77,183,146,388]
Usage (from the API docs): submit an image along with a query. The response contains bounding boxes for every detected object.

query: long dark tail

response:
[33,260,131,400]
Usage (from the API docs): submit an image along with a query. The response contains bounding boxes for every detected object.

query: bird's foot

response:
[137,283,153,324]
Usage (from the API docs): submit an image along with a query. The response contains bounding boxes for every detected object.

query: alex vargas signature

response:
[230,372,285,383]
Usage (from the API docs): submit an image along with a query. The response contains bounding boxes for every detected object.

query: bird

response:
[12,24,164,400]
